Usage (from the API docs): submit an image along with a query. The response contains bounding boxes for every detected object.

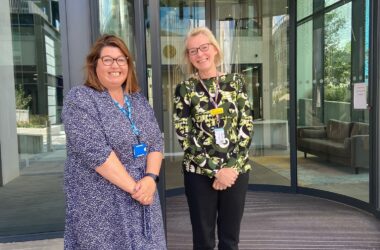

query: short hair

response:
[84,34,140,93]
[182,26,223,75]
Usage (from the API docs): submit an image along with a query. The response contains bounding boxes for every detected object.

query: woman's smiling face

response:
[96,46,128,91]
[186,33,218,75]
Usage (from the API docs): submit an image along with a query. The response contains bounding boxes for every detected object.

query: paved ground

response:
[0,238,63,250]
[0,128,373,249]
[2,191,380,250]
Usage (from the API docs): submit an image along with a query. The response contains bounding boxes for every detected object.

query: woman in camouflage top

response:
[173,27,254,250]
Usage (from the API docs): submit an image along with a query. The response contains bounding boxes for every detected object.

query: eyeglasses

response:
[99,56,128,66]
[187,43,212,56]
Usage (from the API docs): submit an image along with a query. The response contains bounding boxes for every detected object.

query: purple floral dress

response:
[62,86,166,250]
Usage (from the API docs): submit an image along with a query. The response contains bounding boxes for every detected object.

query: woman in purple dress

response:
[62,34,166,249]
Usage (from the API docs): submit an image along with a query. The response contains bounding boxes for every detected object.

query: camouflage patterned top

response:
[173,73,254,177]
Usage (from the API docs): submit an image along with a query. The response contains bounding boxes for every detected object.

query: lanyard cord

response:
[198,73,221,125]
[198,72,220,108]
[113,95,141,142]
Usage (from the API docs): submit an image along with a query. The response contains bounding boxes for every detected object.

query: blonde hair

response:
[182,27,223,75]
[84,34,140,93]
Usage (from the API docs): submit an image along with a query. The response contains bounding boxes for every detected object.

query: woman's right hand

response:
[212,179,228,190]
[214,168,238,187]
[132,177,156,205]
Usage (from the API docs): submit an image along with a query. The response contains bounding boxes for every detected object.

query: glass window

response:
[160,2,206,36]
[158,0,289,189]
[0,0,65,237]
[297,0,341,21]
[213,0,290,186]
[215,0,262,37]
[296,1,369,202]
[325,0,340,8]
[157,0,206,190]
[297,1,313,21]
[99,0,136,55]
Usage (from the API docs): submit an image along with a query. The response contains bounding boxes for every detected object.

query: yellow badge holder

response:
[210,107,224,116]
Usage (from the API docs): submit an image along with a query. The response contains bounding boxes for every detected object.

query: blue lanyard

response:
[113,95,141,142]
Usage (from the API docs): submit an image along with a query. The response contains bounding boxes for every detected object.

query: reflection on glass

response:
[0,0,65,236]
[325,0,340,8]
[296,1,369,202]
[158,1,206,190]
[159,0,290,189]
[160,6,205,36]
[297,1,312,21]
[297,1,341,21]
[99,0,135,54]
[214,0,290,186]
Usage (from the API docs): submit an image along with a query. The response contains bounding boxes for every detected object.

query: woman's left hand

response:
[132,177,157,205]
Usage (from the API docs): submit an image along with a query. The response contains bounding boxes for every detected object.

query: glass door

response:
[99,0,136,55]
[214,0,290,186]
[296,0,370,202]
[157,0,290,191]
[156,1,206,190]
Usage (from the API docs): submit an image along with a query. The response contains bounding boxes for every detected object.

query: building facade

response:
[0,0,379,241]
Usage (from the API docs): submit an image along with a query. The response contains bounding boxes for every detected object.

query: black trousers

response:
[184,171,249,250]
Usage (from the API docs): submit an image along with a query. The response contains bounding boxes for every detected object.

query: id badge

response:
[132,143,147,158]
[214,128,226,145]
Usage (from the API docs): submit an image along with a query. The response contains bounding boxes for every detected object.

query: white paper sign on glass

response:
[353,83,367,109]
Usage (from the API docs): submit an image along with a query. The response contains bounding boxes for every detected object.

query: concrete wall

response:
[0,0,20,185]
[59,0,92,95]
